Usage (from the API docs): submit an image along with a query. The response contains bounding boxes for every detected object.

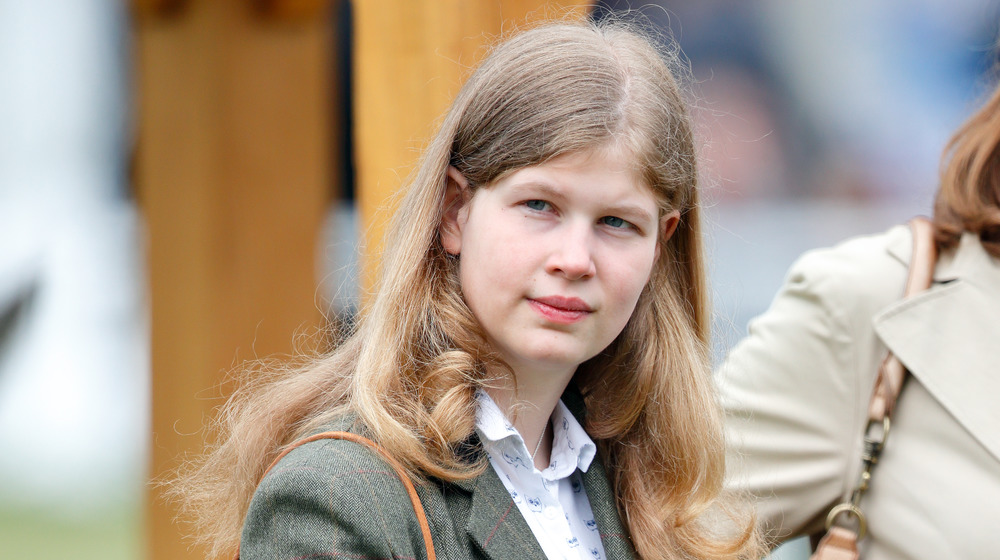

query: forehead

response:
[499,147,656,200]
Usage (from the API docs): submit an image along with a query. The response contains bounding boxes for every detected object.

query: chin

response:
[519,349,594,372]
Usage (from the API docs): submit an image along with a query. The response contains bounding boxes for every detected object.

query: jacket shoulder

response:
[720,225,912,539]
[783,225,909,323]
[240,432,430,560]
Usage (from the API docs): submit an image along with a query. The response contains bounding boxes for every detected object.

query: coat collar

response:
[456,385,638,560]
[884,224,998,283]
[876,228,1000,462]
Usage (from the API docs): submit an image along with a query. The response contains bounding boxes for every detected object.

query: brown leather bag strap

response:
[238,431,436,560]
[810,217,937,560]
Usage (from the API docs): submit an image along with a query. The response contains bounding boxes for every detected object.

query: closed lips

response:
[528,296,593,324]
[530,296,592,312]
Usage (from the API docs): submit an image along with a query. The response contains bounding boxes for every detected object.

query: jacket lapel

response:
[875,231,1000,462]
[457,462,547,560]
[580,453,638,560]
[563,388,638,560]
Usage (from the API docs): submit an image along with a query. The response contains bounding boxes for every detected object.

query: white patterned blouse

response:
[475,390,607,560]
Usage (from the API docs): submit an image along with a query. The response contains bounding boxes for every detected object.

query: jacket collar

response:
[884,225,998,283]
[876,229,1000,462]
[456,385,638,560]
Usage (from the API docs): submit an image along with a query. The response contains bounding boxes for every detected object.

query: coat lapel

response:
[457,461,547,560]
[580,453,638,560]
[875,231,1000,463]
[563,388,638,560]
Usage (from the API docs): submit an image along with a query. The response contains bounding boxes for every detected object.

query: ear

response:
[440,166,471,255]
[655,210,681,261]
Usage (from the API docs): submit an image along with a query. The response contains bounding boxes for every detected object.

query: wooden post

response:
[133,1,332,558]
[353,0,592,291]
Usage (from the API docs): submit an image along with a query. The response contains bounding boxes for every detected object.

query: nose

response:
[546,223,597,280]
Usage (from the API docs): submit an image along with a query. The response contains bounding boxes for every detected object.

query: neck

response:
[483,363,575,470]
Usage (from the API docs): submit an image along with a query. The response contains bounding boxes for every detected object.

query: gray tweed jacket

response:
[240,390,638,560]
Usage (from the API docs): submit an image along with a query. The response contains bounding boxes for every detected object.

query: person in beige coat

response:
[718,78,1000,559]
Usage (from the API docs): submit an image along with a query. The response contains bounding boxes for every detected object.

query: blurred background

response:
[0,1,996,558]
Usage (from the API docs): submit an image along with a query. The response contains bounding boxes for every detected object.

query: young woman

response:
[175,19,760,560]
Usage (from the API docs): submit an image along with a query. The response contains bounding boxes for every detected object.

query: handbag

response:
[236,431,436,560]
[810,217,937,560]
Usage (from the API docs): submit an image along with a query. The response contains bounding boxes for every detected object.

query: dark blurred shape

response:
[332,0,355,203]
[254,0,329,21]
[0,270,38,372]
[131,0,188,19]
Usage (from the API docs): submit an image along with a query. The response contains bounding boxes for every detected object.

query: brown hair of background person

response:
[935,77,1000,258]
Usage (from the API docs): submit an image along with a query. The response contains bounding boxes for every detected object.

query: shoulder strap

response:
[868,217,937,420]
[238,431,436,560]
[811,217,937,560]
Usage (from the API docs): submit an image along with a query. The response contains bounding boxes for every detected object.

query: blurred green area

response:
[0,502,142,560]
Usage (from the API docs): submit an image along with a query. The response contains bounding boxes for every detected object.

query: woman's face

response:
[441,147,677,384]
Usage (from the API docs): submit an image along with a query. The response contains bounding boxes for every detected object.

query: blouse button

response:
[543,506,558,520]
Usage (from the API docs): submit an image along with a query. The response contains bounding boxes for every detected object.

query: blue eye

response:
[525,200,550,211]
[601,216,629,229]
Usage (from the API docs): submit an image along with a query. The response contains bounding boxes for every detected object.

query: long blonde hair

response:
[173,19,759,560]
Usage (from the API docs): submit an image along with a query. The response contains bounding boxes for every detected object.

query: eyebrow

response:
[509,182,567,202]
[509,182,657,227]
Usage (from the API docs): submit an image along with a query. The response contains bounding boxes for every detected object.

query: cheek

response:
[613,247,657,295]
[456,223,520,311]
[462,213,538,274]
[603,249,658,324]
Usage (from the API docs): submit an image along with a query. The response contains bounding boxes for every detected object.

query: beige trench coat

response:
[718,225,1000,559]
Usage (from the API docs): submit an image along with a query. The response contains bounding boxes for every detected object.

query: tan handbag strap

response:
[811,217,937,560]
[812,526,860,560]
[868,217,937,421]
[238,431,436,560]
